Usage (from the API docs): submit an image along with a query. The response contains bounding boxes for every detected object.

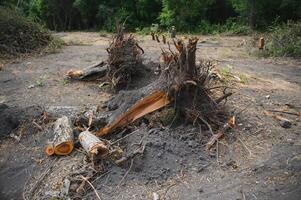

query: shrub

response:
[265,21,301,58]
[0,6,53,58]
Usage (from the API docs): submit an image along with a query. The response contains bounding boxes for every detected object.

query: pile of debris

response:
[0,6,52,58]
[49,33,233,159]
[29,30,235,199]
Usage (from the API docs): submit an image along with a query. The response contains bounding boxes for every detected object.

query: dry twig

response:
[80,175,102,200]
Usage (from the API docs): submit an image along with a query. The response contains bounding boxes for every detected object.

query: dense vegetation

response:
[0,6,53,58]
[264,21,301,58]
[0,0,300,57]
[1,0,300,32]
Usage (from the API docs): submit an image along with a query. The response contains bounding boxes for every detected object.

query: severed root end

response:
[45,144,55,156]
[45,142,74,156]
[90,143,109,157]
[55,142,74,155]
[66,70,83,78]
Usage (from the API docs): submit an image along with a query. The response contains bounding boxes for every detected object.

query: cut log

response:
[79,130,109,156]
[45,116,74,156]
[66,61,107,80]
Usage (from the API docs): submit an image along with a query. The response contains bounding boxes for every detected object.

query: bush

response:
[265,21,301,58]
[0,6,53,58]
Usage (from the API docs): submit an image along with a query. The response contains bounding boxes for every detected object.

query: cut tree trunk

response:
[45,116,74,156]
[79,130,109,156]
[66,61,107,80]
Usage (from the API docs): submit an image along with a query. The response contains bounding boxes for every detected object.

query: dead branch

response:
[117,159,134,187]
[66,61,107,80]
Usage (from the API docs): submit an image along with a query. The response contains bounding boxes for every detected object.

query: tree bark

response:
[79,130,109,156]
[66,61,107,80]
[45,116,74,156]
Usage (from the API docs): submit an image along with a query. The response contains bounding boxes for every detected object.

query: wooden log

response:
[45,116,74,156]
[66,61,108,80]
[79,130,109,156]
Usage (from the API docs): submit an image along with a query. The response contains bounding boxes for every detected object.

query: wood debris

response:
[66,23,144,91]
[79,130,109,156]
[264,110,292,128]
[97,90,170,136]
[45,116,74,156]
[66,61,107,80]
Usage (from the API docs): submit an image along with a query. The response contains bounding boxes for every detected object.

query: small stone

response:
[198,188,204,193]
[28,84,35,89]
[280,120,292,129]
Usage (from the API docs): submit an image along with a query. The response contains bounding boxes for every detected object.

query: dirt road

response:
[0,32,300,199]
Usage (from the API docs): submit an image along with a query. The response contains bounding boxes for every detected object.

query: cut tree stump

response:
[66,61,107,80]
[96,37,232,138]
[45,116,74,156]
[79,130,109,156]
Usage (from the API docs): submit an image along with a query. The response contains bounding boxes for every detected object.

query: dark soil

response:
[0,33,300,200]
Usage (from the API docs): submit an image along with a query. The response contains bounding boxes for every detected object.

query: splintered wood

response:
[97,90,170,136]
[45,116,74,156]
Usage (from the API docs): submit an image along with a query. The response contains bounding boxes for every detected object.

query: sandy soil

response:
[0,32,300,200]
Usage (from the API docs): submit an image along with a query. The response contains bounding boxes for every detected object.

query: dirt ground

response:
[0,32,300,200]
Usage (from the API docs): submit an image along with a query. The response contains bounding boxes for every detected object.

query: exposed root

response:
[106,24,144,90]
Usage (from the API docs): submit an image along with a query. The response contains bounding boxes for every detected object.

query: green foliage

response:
[159,0,215,31]
[231,0,301,29]
[0,6,52,57]
[1,0,300,36]
[197,18,251,35]
[265,21,301,58]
